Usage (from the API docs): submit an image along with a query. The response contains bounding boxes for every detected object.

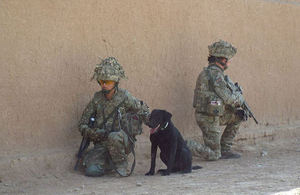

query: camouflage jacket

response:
[79,88,150,135]
[193,63,241,114]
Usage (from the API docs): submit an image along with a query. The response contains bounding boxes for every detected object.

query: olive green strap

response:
[206,68,215,92]
[107,145,135,177]
[108,111,136,177]
[100,99,125,129]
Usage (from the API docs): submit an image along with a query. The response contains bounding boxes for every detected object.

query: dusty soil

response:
[1,135,299,195]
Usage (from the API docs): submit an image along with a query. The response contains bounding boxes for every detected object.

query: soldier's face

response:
[99,80,116,90]
[220,58,230,70]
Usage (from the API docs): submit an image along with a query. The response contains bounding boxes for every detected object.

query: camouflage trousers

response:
[83,130,132,176]
[186,110,242,161]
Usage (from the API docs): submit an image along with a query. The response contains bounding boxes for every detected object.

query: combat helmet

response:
[92,57,126,82]
[208,40,237,59]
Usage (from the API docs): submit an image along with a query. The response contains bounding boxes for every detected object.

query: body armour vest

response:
[193,64,225,116]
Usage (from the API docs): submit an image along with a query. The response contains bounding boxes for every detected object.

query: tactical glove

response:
[90,128,108,142]
[235,109,248,121]
[95,128,107,136]
[81,127,93,137]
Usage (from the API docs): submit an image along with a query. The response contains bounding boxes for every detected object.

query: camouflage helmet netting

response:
[208,40,237,59]
[92,57,126,82]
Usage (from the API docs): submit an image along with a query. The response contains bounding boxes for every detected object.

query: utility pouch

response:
[195,96,208,113]
[121,113,143,139]
[206,100,224,116]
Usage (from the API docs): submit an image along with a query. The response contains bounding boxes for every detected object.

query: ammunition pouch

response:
[121,113,143,140]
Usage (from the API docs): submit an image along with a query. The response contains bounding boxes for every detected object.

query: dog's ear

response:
[163,110,172,122]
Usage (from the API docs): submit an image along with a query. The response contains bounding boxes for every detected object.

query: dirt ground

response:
[1,134,299,195]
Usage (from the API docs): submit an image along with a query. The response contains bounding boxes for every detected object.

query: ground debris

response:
[261,150,268,157]
[1,138,300,195]
[73,188,81,192]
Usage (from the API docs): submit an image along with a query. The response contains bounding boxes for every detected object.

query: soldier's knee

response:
[186,140,197,149]
[85,164,105,177]
[207,156,219,161]
[204,145,221,161]
[207,151,221,161]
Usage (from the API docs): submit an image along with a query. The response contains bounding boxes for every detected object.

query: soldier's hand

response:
[81,128,93,137]
[87,128,107,141]
[94,129,108,139]
[235,109,248,121]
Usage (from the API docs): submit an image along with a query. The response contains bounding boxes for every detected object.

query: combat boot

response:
[220,151,241,159]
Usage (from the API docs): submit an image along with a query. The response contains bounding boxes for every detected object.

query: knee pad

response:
[85,164,105,177]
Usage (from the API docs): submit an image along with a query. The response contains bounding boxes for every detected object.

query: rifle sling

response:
[107,142,136,177]
[101,98,136,177]
[74,136,90,170]
[101,99,126,129]
[108,112,136,177]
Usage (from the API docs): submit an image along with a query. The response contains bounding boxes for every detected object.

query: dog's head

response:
[148,109,172,134]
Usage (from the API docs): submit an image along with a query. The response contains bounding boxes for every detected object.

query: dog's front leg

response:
[145,143,158,176]
[162,138,178,176]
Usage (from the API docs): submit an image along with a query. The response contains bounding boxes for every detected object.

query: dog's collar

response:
[160,122,169,130]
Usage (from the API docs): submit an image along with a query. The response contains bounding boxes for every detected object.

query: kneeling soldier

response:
[77,57,149,176]
[187,40,248,161]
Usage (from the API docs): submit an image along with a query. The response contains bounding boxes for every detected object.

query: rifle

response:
[234,82,259,124]
[74,99,125,171]
[224,75,258,124]
[106,109,137,177]
[74,134,90,170]
[241,101,258,124]
[74,113,95,170]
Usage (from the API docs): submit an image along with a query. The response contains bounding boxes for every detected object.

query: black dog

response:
[145,109,201,176]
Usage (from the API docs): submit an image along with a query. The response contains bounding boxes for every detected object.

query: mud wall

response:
[1,0,300,154]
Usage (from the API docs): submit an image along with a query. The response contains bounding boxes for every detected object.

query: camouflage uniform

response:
[187,40,244,161]
[78,57,149,176]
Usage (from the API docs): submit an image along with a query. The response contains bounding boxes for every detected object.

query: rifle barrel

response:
[243,103,258,124]
[74,136,90,170]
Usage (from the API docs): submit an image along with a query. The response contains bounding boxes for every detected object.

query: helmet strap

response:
[217,58,228,70]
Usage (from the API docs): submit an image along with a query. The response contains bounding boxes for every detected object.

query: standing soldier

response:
[187,40,248,161]
[77,57,150,176]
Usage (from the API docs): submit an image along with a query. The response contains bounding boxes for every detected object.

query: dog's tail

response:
[192,165,202,170]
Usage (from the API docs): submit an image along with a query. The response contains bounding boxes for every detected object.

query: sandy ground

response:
[0,135,299,195]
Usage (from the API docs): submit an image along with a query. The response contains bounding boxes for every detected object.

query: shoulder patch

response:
[216,77,222,83]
